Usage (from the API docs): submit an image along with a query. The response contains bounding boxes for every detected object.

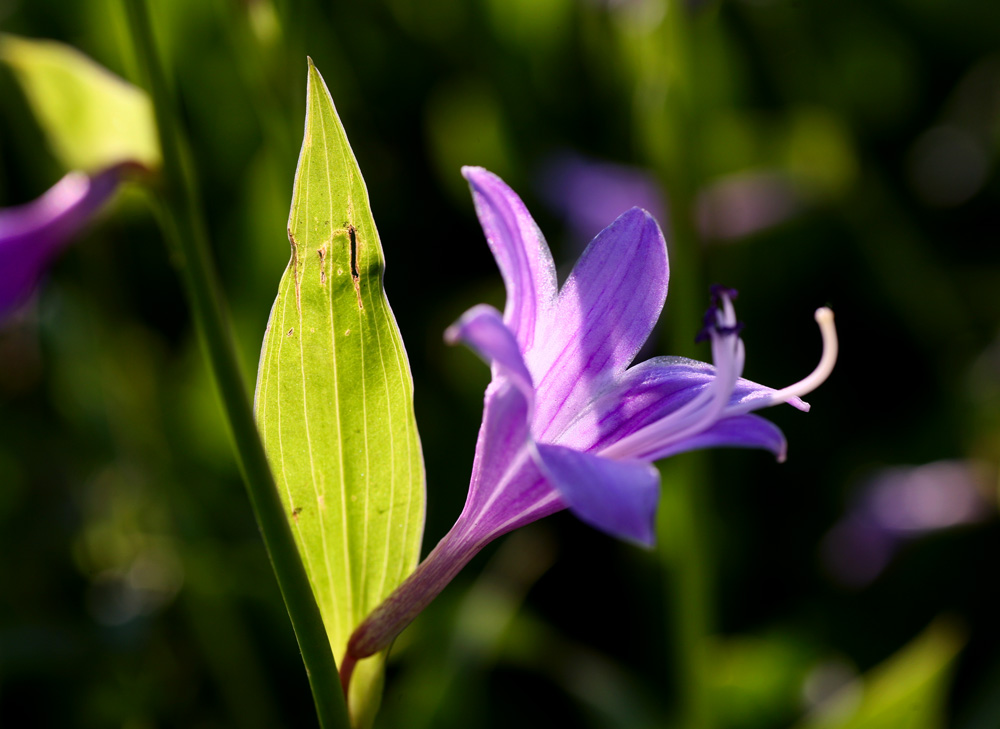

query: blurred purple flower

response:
[538,152,666,251]
[1,165,126,318]
[340,167,837,687]
[695,171,799,242]
[823,459,993,588]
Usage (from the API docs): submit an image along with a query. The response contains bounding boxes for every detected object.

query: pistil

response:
[763,307,838,406]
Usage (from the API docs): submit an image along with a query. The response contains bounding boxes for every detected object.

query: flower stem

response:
[660,455,714,729]
[342,522,487,693]
[629,1,717,725]
[119,2,348,726]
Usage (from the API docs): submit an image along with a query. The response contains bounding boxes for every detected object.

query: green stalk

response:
[659,454,713,729]
[661,213,713,729]
[657,7,714,726]
[120,2,349,726]
[627,2,716,727]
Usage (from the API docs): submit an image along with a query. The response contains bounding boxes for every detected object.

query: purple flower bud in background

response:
[695,171,799,242]
[537,152,667,252]
[822,459,994,588]
[0,165,126,319]
[338,167,838,691]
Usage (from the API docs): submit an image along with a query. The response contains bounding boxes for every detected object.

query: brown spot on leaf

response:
[348,224,363,309]
[289,229,302,311]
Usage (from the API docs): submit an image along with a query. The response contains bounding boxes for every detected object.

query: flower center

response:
[600,287,746,460]
[695,284,744,343]
[599,290,838,462]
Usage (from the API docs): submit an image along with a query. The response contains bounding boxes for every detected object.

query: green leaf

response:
[707,633,819,729]
[253,60,425,727]
[794,619,965,729]
[0,34,160,172]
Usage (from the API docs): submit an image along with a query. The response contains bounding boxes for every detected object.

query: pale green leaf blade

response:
[0,34,160,172]
[254,60,425,725]
[795,619,965,729]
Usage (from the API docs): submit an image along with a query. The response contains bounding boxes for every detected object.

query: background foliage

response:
[1,0,999,727]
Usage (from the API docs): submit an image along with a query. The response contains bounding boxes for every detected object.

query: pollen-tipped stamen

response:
[599,290,745,460]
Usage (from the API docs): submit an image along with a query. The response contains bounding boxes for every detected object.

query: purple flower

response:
[822,459,993,588]
[1,165,126,318]
[695,171,799,242]
[537,152,667,250]
[339,167,837,689]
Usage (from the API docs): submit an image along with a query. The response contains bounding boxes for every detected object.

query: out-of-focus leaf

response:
[795,619,965,729]
[0,34,160,172]
[425,79,515,199]
[708,634,819,729]
[253,59,425,727]
[485,0,572,48]
[784,108,856,200]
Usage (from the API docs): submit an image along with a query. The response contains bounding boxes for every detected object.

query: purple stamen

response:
[696,285,744,343]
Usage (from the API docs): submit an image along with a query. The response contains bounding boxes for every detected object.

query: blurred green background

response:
[1,0,999,727]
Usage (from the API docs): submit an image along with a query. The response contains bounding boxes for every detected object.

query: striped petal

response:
[529,208,668,442]
[463,166,558,355]
[642,413,789,462]
[445,303,534,409]
[535,444,660,546]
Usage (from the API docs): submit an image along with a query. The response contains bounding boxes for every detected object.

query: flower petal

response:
[445,303,534,410]
[0,167,122,316]
[643,413,789,462]
[460,382,563,536]
[553,356,806,453]
[529,208,668,441]
[534,444,660,546]
[462,167,558,355]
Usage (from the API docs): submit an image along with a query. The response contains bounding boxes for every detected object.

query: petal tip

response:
[631,524,657,549]
[443,303,496,346]
[461,165,491,184]
[609,207,667,257]
[619,205,663,229]
[639,208,667,238]
[776,442,788,463]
